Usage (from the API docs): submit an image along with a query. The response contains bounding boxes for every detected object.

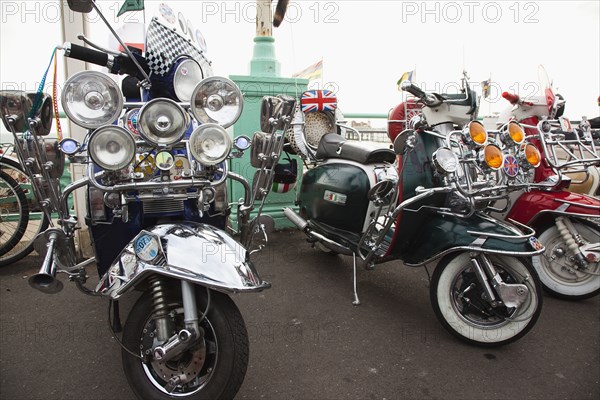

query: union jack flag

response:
[301,90,337,113]
[503,155,519,178]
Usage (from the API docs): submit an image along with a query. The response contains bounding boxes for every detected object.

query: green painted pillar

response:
[229,33,308,229]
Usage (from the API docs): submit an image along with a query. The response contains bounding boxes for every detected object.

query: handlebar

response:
[400,81,444,107]
[63,42,149,78]
[502,91,520,105]
[64,42,110,68]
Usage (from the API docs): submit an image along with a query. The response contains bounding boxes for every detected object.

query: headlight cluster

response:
[473,121,540,178]
[62,71,242,171]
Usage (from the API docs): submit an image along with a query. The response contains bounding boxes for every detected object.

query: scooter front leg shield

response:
[95,222,271,300]
[402,212,545,266]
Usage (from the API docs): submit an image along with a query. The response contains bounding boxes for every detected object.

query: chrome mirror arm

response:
[90,2,151,88]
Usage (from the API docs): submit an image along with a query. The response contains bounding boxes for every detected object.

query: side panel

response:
[402,213,539,265]
[507,190,600,226]
[298,163,371,233]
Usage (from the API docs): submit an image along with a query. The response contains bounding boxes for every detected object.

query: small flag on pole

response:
[481,78,491,99]
[293,59,323,82]
[397,70,415,90]
[117,0,144,17]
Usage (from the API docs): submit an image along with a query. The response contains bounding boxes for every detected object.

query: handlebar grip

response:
[401,81,426,99]
[502,92,520,105]
[64,42,110,68]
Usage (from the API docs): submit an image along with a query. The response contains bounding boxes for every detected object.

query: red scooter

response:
[495,68,600,299]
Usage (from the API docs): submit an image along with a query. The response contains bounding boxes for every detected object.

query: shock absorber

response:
[555,217,587,267]
[149,276,170,342]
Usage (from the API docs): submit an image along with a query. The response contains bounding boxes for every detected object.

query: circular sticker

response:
[195,29,207,52]
[159,3,176,24]
[126,109,141,137]
[529,236,544,251]
[178,12,187,34]
[187,20,196,43]
[503,155,519,178]
[156,151,175,171]
[135,234,160,262]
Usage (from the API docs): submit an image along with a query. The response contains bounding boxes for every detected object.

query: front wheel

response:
[431,253,542,347]
[532,222,600,300]
[122,286,249,400]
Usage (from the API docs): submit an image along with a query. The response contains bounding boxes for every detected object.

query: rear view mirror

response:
[0,91,32,132]
[67,0,94,13]
[393,129,416,155]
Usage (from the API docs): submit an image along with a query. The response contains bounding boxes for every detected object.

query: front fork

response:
[469,254,530,309]
[149,277,205,363]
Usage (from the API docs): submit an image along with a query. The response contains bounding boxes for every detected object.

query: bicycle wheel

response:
[0,159,50,266]
[0,169,29,262]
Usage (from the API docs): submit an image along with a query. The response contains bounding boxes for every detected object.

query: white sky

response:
[1,0,599,135]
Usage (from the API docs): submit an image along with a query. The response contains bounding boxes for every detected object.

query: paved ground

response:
[0,230,598,400]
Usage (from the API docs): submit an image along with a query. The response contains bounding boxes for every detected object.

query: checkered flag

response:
[145,18,213,77]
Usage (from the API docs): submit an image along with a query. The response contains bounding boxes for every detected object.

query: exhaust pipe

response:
[283,208,353,256]
[28,233,64,294]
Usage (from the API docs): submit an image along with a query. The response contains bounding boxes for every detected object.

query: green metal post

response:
[229,2,308,229]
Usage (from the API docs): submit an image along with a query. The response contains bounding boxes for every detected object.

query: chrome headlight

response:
[480,144,504,170]
[432,147,459,174]
[191,76,243,128]
[189,123,232,165]
[518,143,541,169]
[173,58,203,102]
[138,98,188,146]
[61,71,123,129]
[89,126,135,171]
[462,120,488,147]
[501,121,525,145]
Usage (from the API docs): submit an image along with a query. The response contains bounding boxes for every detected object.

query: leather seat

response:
[316,134,396,164]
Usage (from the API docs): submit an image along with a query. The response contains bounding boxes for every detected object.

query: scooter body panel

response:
[397,212,542,266]
[507,190,600,227]
[96,222,271,299]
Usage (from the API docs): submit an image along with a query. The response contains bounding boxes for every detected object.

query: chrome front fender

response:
[95,222,271,300]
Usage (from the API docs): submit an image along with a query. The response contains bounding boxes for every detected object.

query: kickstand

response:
[352,252,360,306]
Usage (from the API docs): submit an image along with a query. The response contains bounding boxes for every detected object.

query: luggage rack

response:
[537,118,600,173]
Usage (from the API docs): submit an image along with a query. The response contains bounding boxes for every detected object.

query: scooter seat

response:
[316,133,396,164]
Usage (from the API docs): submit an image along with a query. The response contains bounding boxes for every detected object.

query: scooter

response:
[499,66,600,196]
[0,1,293,398]
[278,78,545,347]
[497,67,600,299]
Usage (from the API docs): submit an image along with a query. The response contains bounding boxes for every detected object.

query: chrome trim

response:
[86,162,227,192]
[467,217,536,242]
[554,198,600,210]
[95,223,270,299]
[404,245,545,267]
[530,209,600,225]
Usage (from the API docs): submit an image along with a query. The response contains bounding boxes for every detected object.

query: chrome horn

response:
[28,229,70,294]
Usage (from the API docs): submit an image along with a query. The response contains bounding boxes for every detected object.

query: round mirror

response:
[393,129,416,155]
